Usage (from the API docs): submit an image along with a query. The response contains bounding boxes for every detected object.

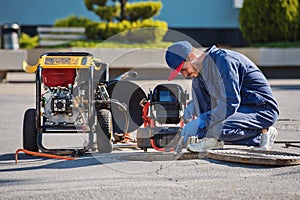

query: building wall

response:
[0,0,99,25]
[159,0,241,28]
[0,0,242,27]
[0,0,247,46]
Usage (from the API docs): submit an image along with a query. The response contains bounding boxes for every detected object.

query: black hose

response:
[110,99,129,134]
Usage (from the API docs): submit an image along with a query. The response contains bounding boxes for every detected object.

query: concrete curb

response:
[1,48,300,80]
[1,47,300,69]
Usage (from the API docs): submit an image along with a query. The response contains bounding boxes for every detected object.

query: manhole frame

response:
[117,148,300,166]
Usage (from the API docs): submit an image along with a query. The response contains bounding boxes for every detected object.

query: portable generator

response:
[137,83,189,151]
[22,52,138,155]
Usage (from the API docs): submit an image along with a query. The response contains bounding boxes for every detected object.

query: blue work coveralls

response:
[189,45,279,146]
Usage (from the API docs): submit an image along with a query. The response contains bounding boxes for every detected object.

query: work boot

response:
[253,126,278,151]
[187,137,224,153]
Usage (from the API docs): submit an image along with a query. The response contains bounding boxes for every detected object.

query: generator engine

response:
[41,68,88,127]
[43,86,78,125]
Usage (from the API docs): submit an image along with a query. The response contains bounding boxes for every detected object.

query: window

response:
[233,0,244,9]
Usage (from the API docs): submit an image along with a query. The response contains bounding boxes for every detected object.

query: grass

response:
[46,40,173,49]
[25,38,300,49]
[51,40,300,49]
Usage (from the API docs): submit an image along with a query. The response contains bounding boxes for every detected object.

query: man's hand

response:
[174,118,205,159]
[183,100,195,123]
[181,118,205,144]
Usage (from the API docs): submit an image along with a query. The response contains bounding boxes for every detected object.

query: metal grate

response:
[206,148,300,166]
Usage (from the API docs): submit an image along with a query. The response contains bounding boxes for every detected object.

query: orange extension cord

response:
[15,149,76,164]
[142,102,153,127]
[150,138,174,152]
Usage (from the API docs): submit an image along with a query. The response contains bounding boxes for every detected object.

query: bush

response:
[20,33,39,49]
[84,0,163,23]
[94,6,121,22]
[85,19,168,42]
[85,22,101,39]
[54,15,93,27]
[84,0,107,11]
[239,0,299,43]
[298,1,300,39]
[125,1,162,22]
[126,19,168,42]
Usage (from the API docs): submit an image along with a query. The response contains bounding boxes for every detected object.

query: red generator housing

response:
[42,69,76,87]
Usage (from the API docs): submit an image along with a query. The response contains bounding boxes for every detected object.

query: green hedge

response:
[84,0,162,22]
[54,15,94,27]
[126,19,168,42]
[298,0,300,39]
[20,33,39,49]
[94,6,120,22]
[84,0,107,11]
[125,1,162,22]
[239,0,299,43]
[54,15,168,43]
[86,19,168,42]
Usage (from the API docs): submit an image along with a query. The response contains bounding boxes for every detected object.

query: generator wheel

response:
[96,109,113,153]
[23,108,38,152]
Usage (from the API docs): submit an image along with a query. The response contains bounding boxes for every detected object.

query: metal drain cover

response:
[206,148,300,166]
[118,148,300,166]
[117,151,201,161]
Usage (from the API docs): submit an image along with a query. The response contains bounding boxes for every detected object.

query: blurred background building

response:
[0,0,247,47]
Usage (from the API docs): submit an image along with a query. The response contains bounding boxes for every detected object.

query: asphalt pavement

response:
[0,76,300,200]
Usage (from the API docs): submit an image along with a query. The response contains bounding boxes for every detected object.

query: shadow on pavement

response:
[0,150,287,172]
[0,153,103,172]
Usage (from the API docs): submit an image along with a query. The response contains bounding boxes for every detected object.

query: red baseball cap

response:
[165,41,192,81]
